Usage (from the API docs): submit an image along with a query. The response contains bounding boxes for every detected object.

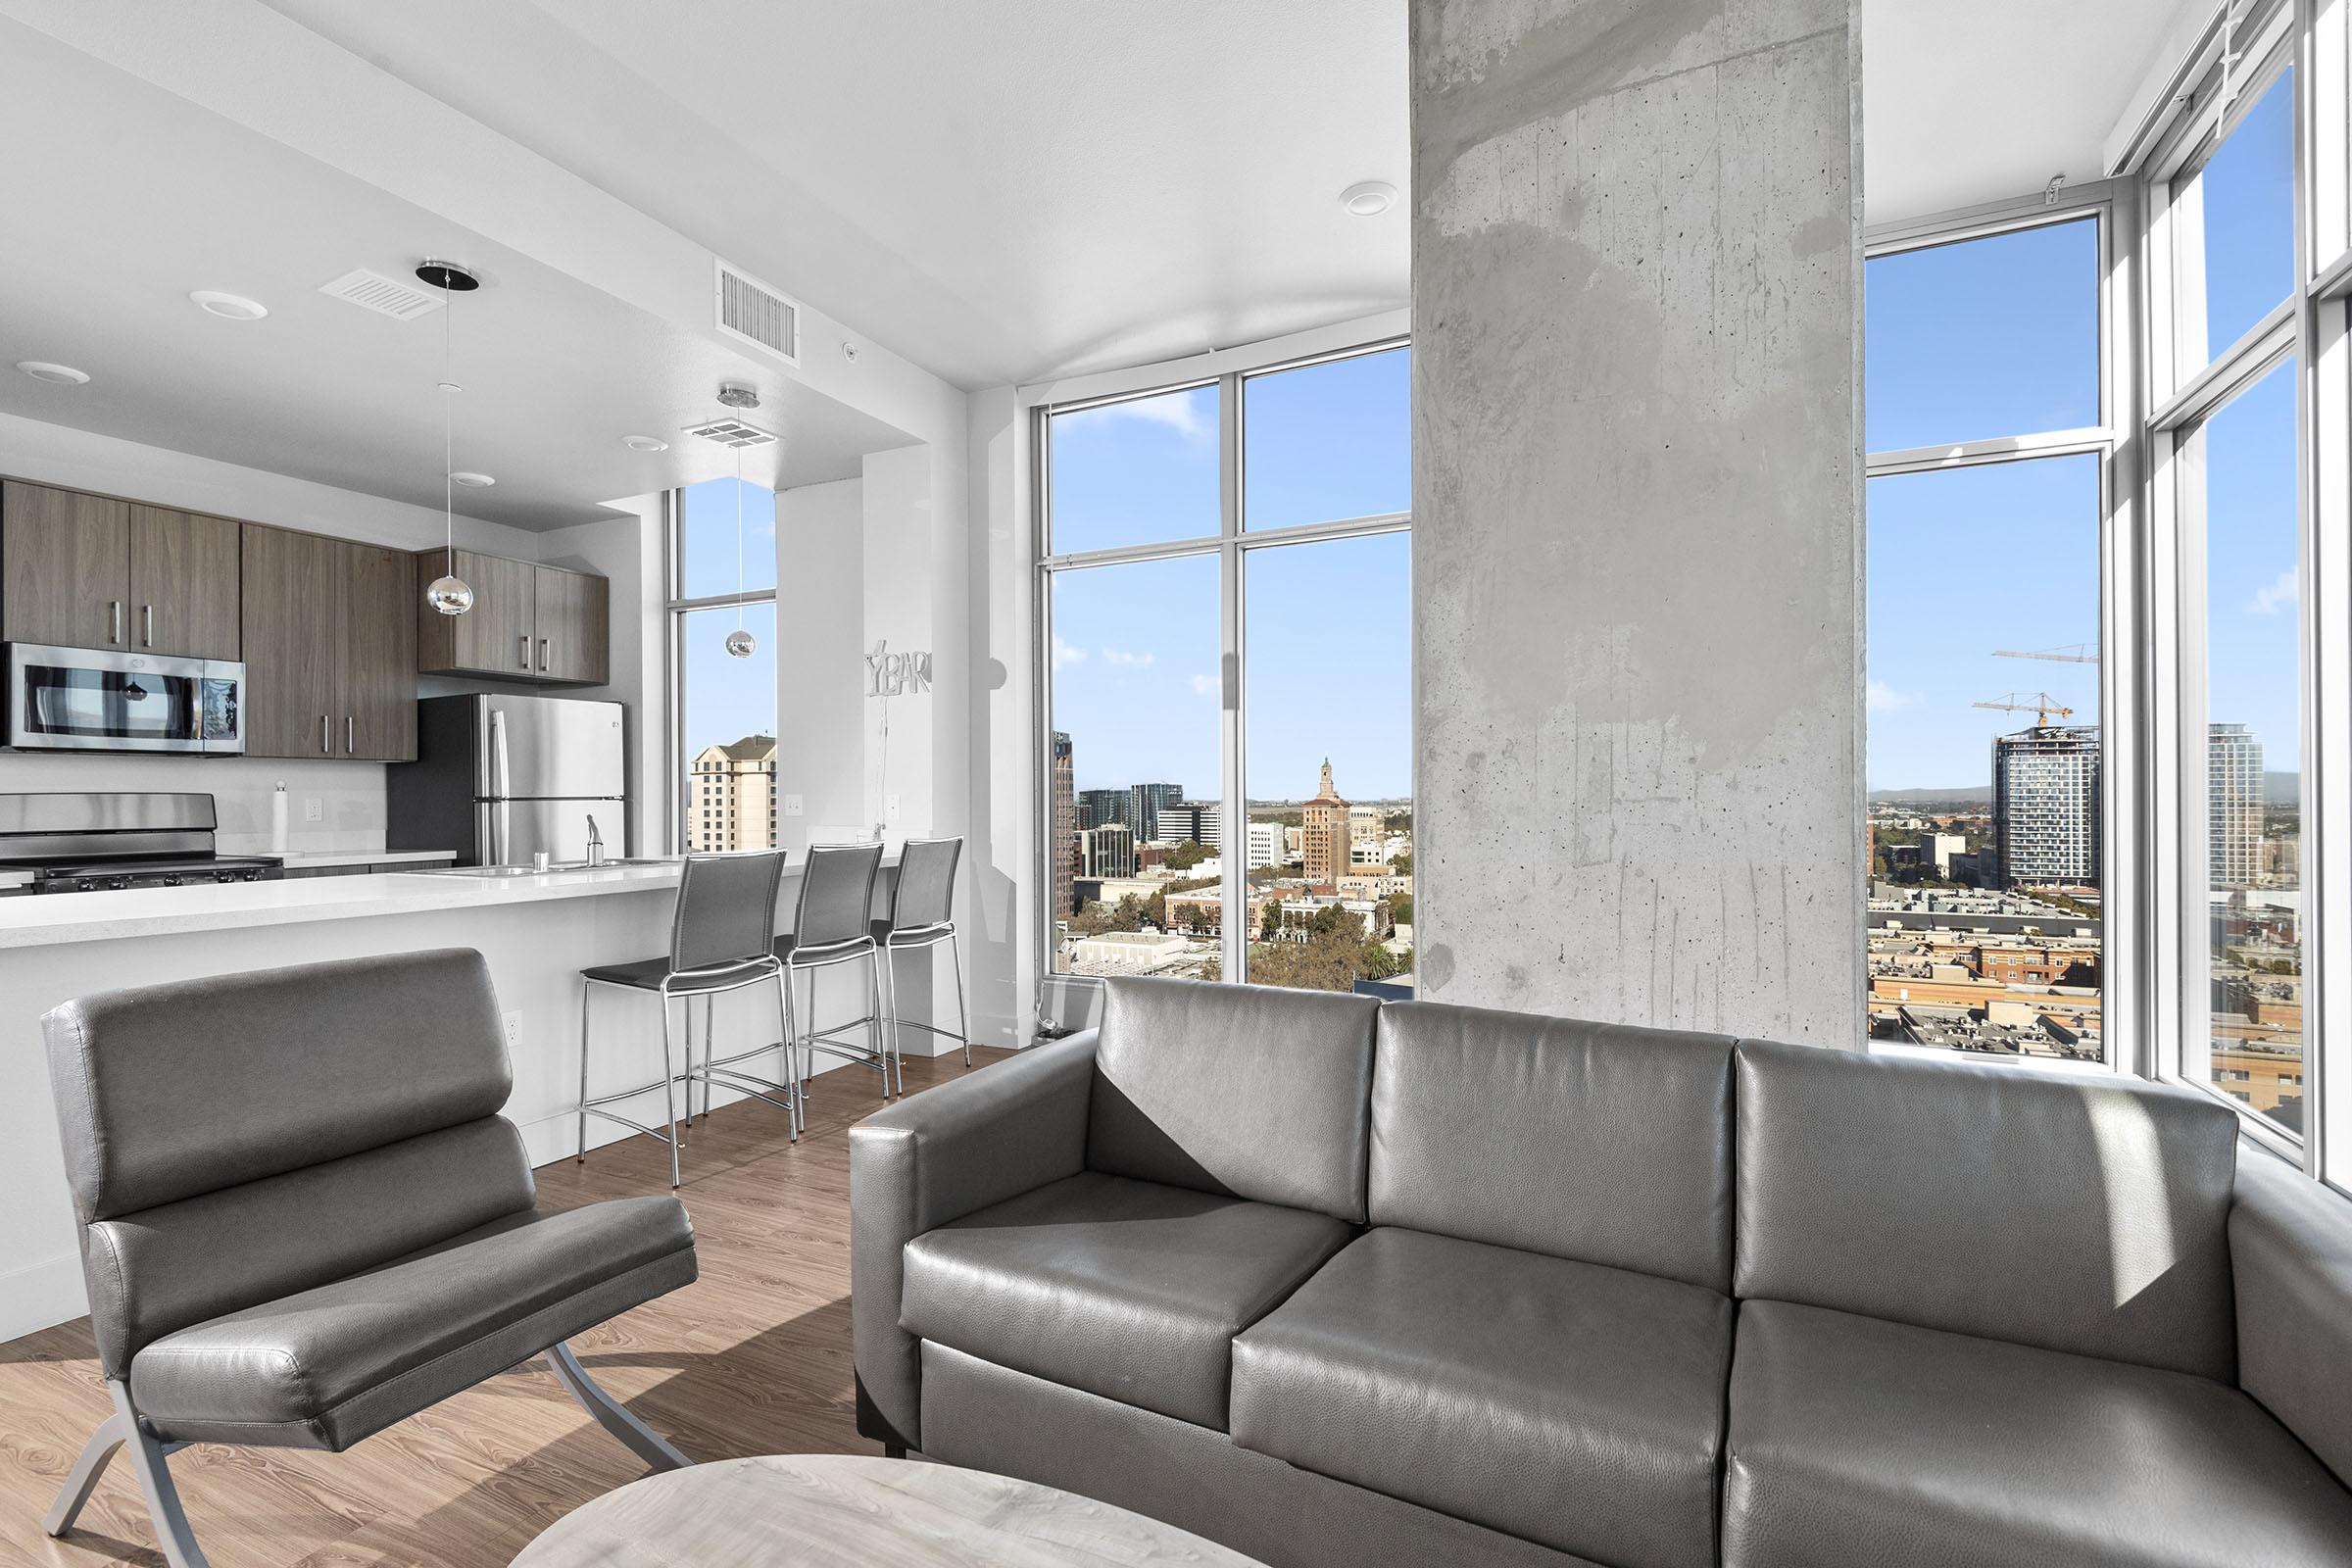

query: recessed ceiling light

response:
[1341,180,1398,217]
[15,362,90,385]
[451,471,496,488]
[191,290,269,320]
[621,434,669,453]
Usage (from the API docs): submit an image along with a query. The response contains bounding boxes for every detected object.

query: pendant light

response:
[717,382,760,659]
[417,260,480,616]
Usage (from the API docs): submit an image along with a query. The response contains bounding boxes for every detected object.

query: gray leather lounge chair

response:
[39,948,700,1568]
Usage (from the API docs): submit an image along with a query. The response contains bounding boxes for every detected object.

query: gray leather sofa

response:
[851,975,2352,1568]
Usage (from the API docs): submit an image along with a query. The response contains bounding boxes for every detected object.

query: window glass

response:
[1048,554,1223,978]
[677,601,778,853]
[2188,358,2303,1133]
[1865,457,2104,1059]
[1048,385,1221,555]
[2175,70,2297,370]
[1866,219,2099,452]
[678,475,778,600]
[1243,531,1412,991]
[1244,347,1411,529]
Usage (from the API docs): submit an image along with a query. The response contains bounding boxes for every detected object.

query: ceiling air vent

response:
[683,416,778,449]
[318,268,444,321]
[713,258,802,367]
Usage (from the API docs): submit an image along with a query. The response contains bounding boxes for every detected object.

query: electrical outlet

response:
[783,794,804,817]
[303,796,323,822]
[885,794,901,819]
[503,1011,522,1051]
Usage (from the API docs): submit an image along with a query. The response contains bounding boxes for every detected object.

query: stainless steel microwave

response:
[5,643,245,754]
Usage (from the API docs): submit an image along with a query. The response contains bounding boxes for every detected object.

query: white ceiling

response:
[0,16,912,531]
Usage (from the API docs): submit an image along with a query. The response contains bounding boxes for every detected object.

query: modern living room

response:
[3,1,2350,1566]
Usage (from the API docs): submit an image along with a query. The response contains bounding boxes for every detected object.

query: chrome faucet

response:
[584,814,607,867]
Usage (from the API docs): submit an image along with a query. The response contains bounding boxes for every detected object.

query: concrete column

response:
[1410,0,1863,1044]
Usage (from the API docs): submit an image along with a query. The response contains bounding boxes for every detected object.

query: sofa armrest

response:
[849,1030,1097,1449]
[2230,1150,2352,1486]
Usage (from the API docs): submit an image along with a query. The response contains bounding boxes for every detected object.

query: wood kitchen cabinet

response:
[416,547,610,685]
[2,482,242,659]
[242,525,417,760]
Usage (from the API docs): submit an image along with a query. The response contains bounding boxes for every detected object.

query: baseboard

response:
[0,1251,89,1344]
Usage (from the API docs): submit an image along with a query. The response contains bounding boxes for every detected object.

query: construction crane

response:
[1993,644,2098,664]
[1974,692,2076,725]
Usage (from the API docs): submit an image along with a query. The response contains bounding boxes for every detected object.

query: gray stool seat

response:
[581,955,776,993]
[870,917,953,945]
[130,1197,695,1450]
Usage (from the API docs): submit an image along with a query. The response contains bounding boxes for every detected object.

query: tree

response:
[1260,900,1282,940]
[1388,894,1414,926]
[1162,839,1211,871]
[1391,852,1413,875]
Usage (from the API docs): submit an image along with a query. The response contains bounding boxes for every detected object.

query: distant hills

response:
[1869,772,2302,808]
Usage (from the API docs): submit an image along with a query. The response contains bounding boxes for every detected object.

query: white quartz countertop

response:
[0,862,687,950]
[272,849,462,869]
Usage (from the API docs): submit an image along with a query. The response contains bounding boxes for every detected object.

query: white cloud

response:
[1072,389,1213,442]
[1867,678,1922,711]
[1052,634,1087,670]
[1102,647,1154,667]
[1189,673,1217,697]
[2246,569,2297,616]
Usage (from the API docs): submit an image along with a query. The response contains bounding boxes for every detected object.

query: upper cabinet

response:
[2,481,240,659]
[241,526,417,761]
[417,547,610,686]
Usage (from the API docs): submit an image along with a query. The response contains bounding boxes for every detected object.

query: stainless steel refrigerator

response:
[388,695,627,866]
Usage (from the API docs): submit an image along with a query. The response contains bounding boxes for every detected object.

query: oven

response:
[5,643,245,754]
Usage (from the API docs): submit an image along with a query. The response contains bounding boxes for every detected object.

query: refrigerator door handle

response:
[491,710,514,864]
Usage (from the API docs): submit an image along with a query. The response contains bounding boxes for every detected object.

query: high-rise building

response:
[1991,726,2099,888]
[2210,722,2265,890]
[1080,822,1137,879]
[687,735,778,854]
[1302,759,1351,886]
[1052,731,1077,917]
[1165,800,1223,846]
[1246,820,1286,868]
[1131,782,1185,843]
[1079,788,1132,834]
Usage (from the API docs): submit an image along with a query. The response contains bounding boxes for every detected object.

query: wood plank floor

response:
[0,1048,1010,1568]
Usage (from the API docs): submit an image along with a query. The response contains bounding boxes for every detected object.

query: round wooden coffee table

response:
[511,1453,1264,1566]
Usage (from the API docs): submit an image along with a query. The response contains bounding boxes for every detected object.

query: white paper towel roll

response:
[270,782,289,856]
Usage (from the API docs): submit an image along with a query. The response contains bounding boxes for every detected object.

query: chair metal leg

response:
[951,930,971,1068]
[545,1342,690,1473]
[660,996,682,1189]
[875,945,901,1099]
[772,969,799,1142]
[575,981,593,1162]
[867,949,894,1100]
[55,1385,212,1568]
[698,993,714,1123]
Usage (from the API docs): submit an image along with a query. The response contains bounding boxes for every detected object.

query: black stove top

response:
[0,792,283,892]
[11,856,282,893]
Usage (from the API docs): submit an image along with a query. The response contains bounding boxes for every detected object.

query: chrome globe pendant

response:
[418,260,480,616]
[723,408,758,659]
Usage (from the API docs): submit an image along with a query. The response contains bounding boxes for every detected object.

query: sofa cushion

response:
[128,1197,696,1449]
[1231,1227,1732,1568]
[901,1171,1351,1430]
[1371,1001,1737,1289]
[1724,1299,2352,1568]
[1736,1038,2240,1379]
[1090,976,1378,1221]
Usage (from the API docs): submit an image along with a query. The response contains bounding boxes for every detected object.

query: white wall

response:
[776,476,866,849]
[0,411,561,855]
[965,386,1036,1049]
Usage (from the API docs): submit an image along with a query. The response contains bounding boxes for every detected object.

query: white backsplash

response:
[0,754,398,856]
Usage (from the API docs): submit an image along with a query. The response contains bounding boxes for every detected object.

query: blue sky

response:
[678,476,780,767]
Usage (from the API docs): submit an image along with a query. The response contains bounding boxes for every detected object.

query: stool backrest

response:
[42,949,533,1378]
[794,840,884,951]
[670,850,787,974]
[888,836,963,932]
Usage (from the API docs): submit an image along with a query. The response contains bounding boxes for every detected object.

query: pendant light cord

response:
[442,290,455,554]
[735,443,747,627]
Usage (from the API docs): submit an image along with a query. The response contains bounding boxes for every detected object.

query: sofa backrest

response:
[43,947,535,1377]
[1735,1038,2241,1379]
[1089,976,1379,1222]
[1370,1001,1738,1291]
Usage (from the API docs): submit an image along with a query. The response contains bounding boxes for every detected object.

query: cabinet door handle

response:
[519,633,531,669]
[320,714,330,755]
[538,636,549,671]
[110,601,122,645]
[142,604,154,648]
[346,715,355,755]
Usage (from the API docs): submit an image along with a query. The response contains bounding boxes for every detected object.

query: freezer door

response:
[476,696,626,799]
[484,800,629,866]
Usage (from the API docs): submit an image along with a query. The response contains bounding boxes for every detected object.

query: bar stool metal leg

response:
[660,994,682,1190]
[771,967,799,1141]
[576,981,593,1161]
[950,930,971,1068]
[874,944,901,1098]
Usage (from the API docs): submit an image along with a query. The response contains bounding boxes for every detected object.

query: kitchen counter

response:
[0,848,950,1344]
[271,848,462,869]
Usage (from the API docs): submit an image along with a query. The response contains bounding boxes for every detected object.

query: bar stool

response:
[873,836,970,1093]
[773,841,890,1105]
[577,850,795,1188]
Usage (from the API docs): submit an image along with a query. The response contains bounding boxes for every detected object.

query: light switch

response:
[783,794,804,816]
[885,794,901,819]
[303,796,323,822]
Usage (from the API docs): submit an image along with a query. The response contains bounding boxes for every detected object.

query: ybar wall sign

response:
[865,640,931,697]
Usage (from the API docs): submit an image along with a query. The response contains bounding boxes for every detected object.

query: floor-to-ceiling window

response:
[1862,212,2115,1063]
[1038,337,1411,993]
[669,474,779,853]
